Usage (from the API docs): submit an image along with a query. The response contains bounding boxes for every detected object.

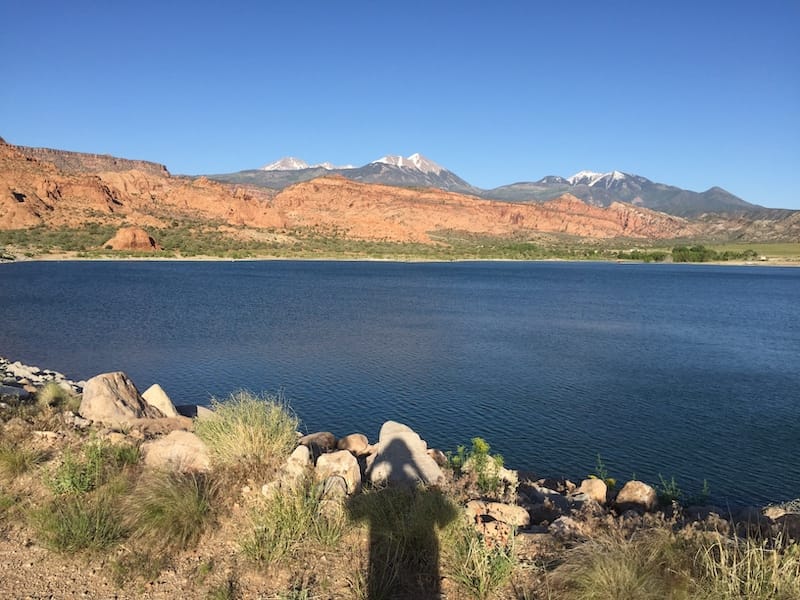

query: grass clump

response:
[551,528,692,600]
[242,477,344,564]
[36,381,81,412]
[695,534,800,600]
[448,526,516,600]
[49,440,139,495]
[124,470,217,551]
[0,441,47,479]
[32,490,126,552]
[194,391,299,474]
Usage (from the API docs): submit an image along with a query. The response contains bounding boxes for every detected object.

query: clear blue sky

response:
[2,1,798,209]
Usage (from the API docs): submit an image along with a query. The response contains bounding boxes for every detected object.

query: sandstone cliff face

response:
[0,138,703,243]
[271,177,700,241]
[11,145,170,178]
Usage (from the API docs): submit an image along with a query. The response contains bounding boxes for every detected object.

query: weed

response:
[48,441,139,495]
[124,470,216,551]
[449,437,508,497]
[589,454,617,490]
[242,477,340,563]
[0,442,47,479]
[32,490,126,552]
[448,525,516,600]
[657,474,683,505]
[194,391,299,475]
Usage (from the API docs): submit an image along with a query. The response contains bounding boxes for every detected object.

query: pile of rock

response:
[1,356,84,401]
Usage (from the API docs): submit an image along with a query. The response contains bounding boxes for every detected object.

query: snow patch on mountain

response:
[567,170,629,187]
[261,157,354,171]
[373,153,444,175]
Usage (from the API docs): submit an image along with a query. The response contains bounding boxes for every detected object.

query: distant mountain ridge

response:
[209,158,763,217]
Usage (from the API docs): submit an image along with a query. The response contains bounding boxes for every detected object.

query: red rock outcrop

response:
[0,138,709,243]
[103,226,162,251]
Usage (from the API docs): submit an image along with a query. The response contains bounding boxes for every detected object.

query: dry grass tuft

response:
[194,391,299,476]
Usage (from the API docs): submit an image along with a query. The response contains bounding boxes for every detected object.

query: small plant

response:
[48,441,139,495]
[588,454,617,490]
[0,442,47,479]
[32,490,126,552]
[448,526,516,600]
[449,437,507,497]
[657,474,683,505]
[124,470,216,551]
[242,477,338,563]
[194,391,299,475]
[206,575,241,600]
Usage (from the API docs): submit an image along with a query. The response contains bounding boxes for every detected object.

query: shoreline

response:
[2,251,798,267]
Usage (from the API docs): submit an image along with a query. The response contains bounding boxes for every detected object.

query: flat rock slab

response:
[366,421,444,487]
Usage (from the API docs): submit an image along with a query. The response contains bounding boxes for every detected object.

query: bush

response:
[449,437,508,497]
[194,391,299,473]
[124,470,216,551]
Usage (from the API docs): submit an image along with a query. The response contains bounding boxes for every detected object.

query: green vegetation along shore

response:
[2,223,800,264]
[1,356,798,599]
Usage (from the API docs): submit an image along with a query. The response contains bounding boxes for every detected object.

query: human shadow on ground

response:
[348,438,458,599]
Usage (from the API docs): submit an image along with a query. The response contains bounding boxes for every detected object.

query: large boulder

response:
[103,226,161,251]
[141,430,210,472]
[316,449,361,494]
[366,421,444,487]
[615,480,658,513]
[299,431,337,457]
[142,384,179,418]
[80,371,164,425]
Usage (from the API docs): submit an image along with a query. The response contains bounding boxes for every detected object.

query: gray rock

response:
[80,372,164,425]
[366,421,444,487]
[299,431,337,455]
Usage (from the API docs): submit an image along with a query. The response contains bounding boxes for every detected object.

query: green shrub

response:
[194,391,299,473]
[49,441,139,495]
[124,470,216,551]
[32,490,126,552]
[448,437,507,497]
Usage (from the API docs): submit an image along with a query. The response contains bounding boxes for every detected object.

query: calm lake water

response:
[1,260,798,505]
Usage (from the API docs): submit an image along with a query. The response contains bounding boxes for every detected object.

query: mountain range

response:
[208,154,770,218]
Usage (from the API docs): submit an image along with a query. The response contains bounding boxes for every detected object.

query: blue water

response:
[1,260,798,506]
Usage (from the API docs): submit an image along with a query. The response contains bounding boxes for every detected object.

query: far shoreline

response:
[2,251,798,268]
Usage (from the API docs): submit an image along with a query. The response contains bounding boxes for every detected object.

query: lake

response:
[1,259,798,506]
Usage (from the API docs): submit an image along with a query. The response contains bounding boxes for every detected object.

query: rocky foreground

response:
[1,356,798,599]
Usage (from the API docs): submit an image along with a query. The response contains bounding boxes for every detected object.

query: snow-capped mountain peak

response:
[373,153,444,175]
[567,170,629,187]
[261,157,354,171]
